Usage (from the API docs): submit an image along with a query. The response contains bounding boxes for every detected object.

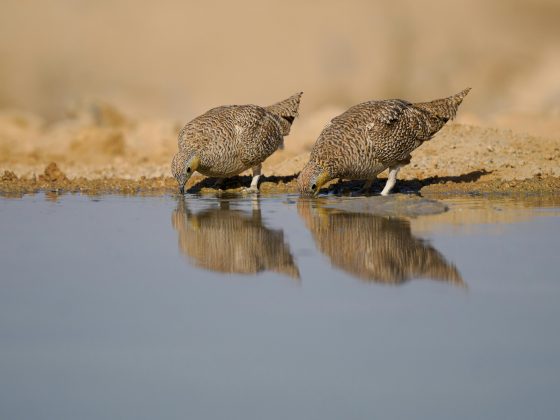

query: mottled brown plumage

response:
[171,198,300,279]
[298,88,470,196]
[172,92,302,193]
[297,200,464,285]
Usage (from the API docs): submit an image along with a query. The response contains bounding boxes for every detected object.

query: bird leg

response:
[381,166,400,196]
[245,164,262,193]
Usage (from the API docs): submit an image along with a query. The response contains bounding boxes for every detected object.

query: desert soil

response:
[1,104,559,197]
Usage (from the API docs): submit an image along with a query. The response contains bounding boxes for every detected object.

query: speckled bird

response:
[297,88,470,196]
[172,92,303,193]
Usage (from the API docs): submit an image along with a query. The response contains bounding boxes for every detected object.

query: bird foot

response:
[242,186,260,194]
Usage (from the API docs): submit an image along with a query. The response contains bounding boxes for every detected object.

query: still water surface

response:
[1,193,559,420]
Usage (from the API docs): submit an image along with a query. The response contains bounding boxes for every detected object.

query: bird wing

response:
[238,110,284,167]
[363,100,428,163]
[181,106,237,143]
[371,99,409,124]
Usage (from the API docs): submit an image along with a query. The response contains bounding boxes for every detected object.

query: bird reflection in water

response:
[297,200,464,286]
[171,197,300,279]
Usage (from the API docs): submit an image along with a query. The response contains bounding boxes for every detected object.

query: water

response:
[1,193,559,420]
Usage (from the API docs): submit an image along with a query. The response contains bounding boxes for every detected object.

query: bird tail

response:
[414,87,471,121]
[265,92,303,135]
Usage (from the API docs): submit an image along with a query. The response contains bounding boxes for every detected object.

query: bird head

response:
[171,150,200,194]
[297,162,331,197]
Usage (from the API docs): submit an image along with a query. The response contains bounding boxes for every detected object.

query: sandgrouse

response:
[297,88,470,196]
[172,92,302,193]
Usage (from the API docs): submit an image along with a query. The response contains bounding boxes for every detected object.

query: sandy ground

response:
[1,0,559,197]
[1,101,559,197]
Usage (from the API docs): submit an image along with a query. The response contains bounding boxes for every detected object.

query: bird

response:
[297,88,470,196]
[172,92,303,194]
[297,200,464,286]
[171,197,300,279]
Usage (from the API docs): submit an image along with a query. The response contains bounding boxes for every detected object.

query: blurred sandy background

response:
[1,0,559,182]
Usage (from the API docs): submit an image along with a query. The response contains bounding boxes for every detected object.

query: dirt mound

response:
[39,162,68,183]
[1,170,17,181]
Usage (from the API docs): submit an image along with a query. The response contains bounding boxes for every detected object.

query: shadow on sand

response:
[186,174,299,193]
[322,169,491,196]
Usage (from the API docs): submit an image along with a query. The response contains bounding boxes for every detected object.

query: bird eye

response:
[186,167,191,173]
[311,184,317,191]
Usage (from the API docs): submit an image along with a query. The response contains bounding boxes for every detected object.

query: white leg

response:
[381,166,400,196]
[247,164,261,193]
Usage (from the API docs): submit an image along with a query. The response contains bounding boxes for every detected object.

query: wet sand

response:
[1,164,559,198]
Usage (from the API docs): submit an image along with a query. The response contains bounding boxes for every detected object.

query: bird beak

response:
[178,156,200,195]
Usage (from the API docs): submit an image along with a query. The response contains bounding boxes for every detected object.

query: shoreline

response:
[2,163,559,198]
